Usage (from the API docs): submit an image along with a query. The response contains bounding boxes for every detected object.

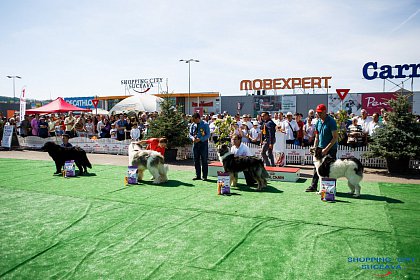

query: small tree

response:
[364,93,420,173]
[147,93,190,149]
[213,116,235,146]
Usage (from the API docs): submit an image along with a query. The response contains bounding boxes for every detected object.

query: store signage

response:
[121,78,163,93]
[64,97,94,109]
[362,62,420,80]
[240,77,332,90]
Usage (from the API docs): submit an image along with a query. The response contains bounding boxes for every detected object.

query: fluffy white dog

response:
[311,147,364,197]
[128,142,168,184]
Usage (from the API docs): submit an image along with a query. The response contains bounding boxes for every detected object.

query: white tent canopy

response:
[91,108,109,115]
[109,94,163,114]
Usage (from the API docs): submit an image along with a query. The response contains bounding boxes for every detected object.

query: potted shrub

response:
[364,93,420,173]
[147,93,190,161]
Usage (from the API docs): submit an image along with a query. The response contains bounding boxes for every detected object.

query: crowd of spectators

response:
[1,108,419,149]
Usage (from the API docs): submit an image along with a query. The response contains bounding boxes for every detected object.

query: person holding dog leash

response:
[305,104,338,192]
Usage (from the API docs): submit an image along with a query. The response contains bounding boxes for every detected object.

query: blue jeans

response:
[193,141,208,178]
[261,141,275,167]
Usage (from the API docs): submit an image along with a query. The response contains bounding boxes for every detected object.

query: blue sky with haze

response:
[0,0,419,100]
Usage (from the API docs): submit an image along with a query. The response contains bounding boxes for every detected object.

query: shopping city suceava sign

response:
[121,78,163,93]
[362,62,420,80]
[240,76,332,91]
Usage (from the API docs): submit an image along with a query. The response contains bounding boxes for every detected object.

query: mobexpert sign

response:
[362,62,420,80]
[240,76,332,91]
[121,78,163,93]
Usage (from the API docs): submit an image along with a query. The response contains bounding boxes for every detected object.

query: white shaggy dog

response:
[311,147,364,197]
[128,142,168,184]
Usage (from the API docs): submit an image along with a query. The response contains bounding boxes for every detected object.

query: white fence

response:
[17,136,419,169]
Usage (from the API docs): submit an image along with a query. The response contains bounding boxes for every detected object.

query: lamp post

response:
[6,75,22,102]
[179,59,199,115]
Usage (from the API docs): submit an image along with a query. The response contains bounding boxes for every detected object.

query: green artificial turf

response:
[0,158,419,279]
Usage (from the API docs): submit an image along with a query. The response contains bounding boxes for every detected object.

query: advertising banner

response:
[361,93,396,115]
[254,95,296,115]
[328,93,362,115]
[64,97,95,109]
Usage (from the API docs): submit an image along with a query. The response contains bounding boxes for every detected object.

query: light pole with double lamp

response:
[179,59,199,115]
[6,75,22,102]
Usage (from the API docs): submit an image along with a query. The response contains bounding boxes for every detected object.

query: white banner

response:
[2,125,14,148]
[19,87,26,121]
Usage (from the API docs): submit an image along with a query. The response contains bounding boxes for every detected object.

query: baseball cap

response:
[286,112,293,116]
[316,104,327,112]
[252,121,258,126]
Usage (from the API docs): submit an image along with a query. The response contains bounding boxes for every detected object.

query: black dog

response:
[217,144,269,191]
[41,142,92,175]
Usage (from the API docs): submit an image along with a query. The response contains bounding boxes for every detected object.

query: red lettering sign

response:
[92,99,99,108]
[336,89,350,100]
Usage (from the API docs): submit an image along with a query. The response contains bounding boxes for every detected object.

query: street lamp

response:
[6,75,22,101]
[179,59,199,115]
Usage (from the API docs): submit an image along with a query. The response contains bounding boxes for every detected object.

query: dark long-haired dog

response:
[42,142,92,175]
[311,147,363,197]
[217,144,269,191]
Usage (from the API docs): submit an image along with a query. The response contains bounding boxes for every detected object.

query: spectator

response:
[303,117,315,147]
[97,116,105,137]
[18,115,31,137]
[239,123,250,143]
[0,112,4,143]
[130,123,141,141]
[85,118,95,138]
[48,116,56,137]
[295,113,304,145]
[261,111,276,166]
[142,122,150,138]
[64,112,75,137]
[347,117,365,148]
[38,116,49,138]
[100,118,111,138]
[31,114,40,137]
[357,109,372,134]
[116,114,128,141]
[209,115,219,143]
[281,112,299,145]
[249,121,261,146]
[110,123,117,139]
[367,113,381,139]
[73,117,86,137]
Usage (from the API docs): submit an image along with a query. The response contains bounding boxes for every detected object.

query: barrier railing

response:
[17,136,419,169]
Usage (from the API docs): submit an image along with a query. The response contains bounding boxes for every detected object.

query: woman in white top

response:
[303,117,315,147]
[239,123,250,143]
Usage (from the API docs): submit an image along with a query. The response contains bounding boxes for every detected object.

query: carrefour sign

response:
[64,97,94,109]
[362,62,420,80]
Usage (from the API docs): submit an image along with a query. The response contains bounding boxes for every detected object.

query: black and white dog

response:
[311,147,364,197]
[217,144,269,191]
[128,142,168,184]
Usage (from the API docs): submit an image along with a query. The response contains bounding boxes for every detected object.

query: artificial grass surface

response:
[0,158,419,279]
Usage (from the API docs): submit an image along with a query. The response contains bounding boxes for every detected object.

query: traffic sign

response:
[92,99,99,108]
[336,89,350,100]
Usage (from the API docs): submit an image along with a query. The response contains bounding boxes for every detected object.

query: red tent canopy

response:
[26,97,91,114]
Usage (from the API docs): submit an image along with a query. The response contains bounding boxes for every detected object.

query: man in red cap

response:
[305,104,338,192]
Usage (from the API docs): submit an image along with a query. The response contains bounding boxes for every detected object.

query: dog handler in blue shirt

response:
[306,104,338,192]
[189,113,211,181]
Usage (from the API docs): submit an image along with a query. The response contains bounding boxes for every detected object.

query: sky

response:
[0,0,419,100]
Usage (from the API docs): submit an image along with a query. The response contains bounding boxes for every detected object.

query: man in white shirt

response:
[367,113,381,138]
[230,134,256,185]
[357,109,372,134]
[281,112,299,144]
